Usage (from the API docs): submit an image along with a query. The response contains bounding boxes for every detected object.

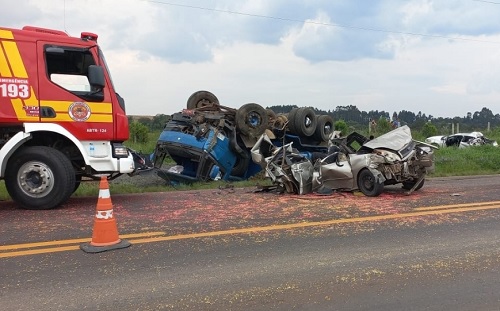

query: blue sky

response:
[2,0,500,118]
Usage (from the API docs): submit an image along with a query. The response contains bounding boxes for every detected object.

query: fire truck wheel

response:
[293,107,317,137]
[5,146,76,210]
[236,103,269,137]
[186,90,219,110]
[313,115,335,142]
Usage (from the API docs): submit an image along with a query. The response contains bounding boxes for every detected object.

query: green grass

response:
[431,145,500,177]
[125,131,161,154]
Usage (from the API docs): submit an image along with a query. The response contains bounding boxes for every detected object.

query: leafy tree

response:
[376,117,392,135]
[334,119,349,136]
[129,121,149,143]
[137,117,152,129]
[151,114,171,130]
[421,122,438,138]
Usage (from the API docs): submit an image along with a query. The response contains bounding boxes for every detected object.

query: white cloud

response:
[2,0,500,118]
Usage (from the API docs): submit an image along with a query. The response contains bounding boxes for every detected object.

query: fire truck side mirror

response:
[88,65,105,89]
[85,65,106,102]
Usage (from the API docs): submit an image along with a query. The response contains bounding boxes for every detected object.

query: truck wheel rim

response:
[247,112,262,128]
[305,116,312,127]
[17,161,55,198]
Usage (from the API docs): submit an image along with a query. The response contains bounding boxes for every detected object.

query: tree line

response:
[128,106,500,143]
[269,105,500,134]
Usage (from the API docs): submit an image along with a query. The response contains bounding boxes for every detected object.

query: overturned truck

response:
[152,91,334,183]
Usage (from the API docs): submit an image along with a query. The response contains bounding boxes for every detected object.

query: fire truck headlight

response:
[112,143,129,158]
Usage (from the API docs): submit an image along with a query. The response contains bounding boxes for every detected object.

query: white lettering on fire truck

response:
[0,82,30,99]
[86,128,107,133]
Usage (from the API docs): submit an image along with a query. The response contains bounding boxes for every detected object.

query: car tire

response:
[402,178,424,191]
[357,169,384,197]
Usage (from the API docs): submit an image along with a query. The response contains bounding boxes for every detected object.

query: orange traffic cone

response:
[80,176,131,253]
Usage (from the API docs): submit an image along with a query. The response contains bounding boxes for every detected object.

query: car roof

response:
[449,132,483,137]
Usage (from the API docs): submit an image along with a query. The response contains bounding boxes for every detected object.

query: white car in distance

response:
[425,132,498,148]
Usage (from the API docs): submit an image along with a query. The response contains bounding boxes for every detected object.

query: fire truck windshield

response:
[99,47,126,112]
[98,47,116,90]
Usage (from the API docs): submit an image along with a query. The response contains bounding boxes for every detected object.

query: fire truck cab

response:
[0,26,134,209]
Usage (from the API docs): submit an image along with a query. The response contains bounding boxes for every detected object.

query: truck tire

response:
[235,103,269,138]
[274,114,288,130]
[5,146,76,210]
[186,90,219,109]
[357,169,384,197]
[293,107,317,137]
[313,115,334,142]
[231,154,250,177]
[287,108,299,134]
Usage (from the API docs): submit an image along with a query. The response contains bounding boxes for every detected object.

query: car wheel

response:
[402,178,424,191]
[357,169,384,197]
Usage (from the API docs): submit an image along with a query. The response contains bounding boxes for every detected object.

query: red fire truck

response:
[0,26,135,210]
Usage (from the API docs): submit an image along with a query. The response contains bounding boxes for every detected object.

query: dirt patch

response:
[109,168,170,188]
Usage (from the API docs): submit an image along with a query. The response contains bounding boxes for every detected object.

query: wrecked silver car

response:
[251,126,435,196]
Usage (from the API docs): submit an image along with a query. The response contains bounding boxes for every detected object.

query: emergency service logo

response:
[69,102,91,121]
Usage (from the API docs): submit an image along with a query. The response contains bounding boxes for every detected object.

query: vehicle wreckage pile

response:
[152,91,436,196]
[251,126,436,196]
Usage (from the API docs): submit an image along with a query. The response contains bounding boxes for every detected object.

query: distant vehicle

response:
[425,132,498,148]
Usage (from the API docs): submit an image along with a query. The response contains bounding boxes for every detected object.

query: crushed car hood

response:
[363,125,412,151]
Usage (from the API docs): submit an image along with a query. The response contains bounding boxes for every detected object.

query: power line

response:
[472,0,500,4]
[143,0,500,44]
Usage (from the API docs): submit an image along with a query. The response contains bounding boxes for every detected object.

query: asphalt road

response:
[1,175,500,311]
